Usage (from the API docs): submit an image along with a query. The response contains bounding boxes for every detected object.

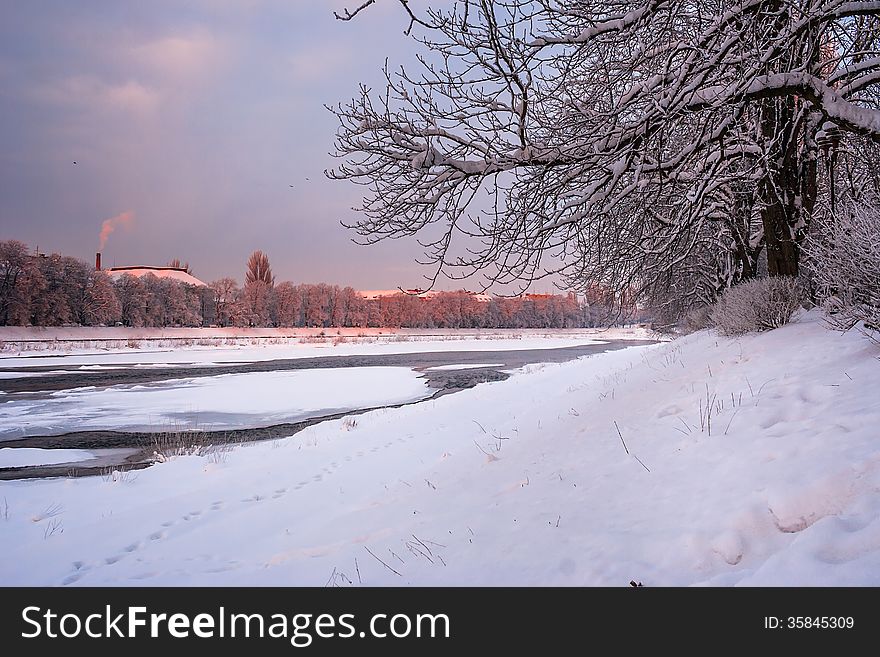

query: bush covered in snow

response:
[710,277,803,336]
[803,201,880,337]
[680,305,713,334]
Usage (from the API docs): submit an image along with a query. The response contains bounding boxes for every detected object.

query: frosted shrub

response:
[680,305,713,334]
[710,277,803,336]
[803,201,880,338]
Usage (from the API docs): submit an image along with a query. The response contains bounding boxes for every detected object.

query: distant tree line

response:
[0,241,624,328]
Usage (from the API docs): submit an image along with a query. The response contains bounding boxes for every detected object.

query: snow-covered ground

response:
[1,312,878,586]
[0,367,432,439]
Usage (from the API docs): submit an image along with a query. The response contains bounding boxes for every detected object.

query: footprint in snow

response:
[62,573,82,586]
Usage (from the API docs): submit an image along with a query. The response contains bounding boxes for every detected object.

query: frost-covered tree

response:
[160,279,202,327]
[62,257,93,325]
[83,271,121,325]
[114,274,149,327]
[210,277,240,327]
[272,281,303,326]
[168,258,192,274]
[245,250,274,287]
[29,254,89,325]
[329,0,880,311]
[243,280,273,326]
[302,283,332,327]
[243,251,274,326]
[0,240,38,325]
[804,199,880,333]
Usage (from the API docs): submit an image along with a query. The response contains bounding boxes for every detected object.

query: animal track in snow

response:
[62,573,82,585]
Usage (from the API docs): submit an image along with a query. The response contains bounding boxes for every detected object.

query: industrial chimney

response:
[95,252,102,271]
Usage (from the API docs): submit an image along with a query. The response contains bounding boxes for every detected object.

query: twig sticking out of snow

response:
[364,546,402,577]
[411,534,434,557]
[724,409,740,436]
[615,422,651,472]
[632,455,651,473]
[614,421,629,454]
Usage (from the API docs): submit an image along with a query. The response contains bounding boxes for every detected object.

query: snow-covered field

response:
[0,368,432,439]
[1,312,878,586]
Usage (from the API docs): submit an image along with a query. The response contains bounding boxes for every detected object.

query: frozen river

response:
[0,338,655,477]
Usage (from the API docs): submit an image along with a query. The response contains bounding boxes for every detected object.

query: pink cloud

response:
[33,76,159,114]
[134,32,226,84]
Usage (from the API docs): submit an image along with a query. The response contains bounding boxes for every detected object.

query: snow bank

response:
[1,311,877,586]
[0,448,94,469]
[0,367,432,439]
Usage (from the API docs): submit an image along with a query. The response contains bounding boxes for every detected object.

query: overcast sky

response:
[2,1,552,291]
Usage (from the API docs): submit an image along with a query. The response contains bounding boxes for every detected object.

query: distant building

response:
[106,266,207,287]
[96,252,207,287]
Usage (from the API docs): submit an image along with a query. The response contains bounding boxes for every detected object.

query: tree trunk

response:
[757,2,821,279]
[761,200,800,276]
[758,93,818,278]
